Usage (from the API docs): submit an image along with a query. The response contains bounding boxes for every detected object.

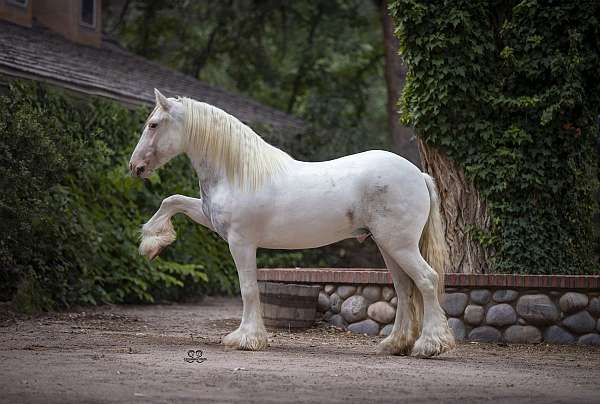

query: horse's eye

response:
[149,123,158,129]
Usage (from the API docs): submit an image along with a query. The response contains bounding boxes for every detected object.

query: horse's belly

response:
[257,204,355,249]
[258,227,351,249]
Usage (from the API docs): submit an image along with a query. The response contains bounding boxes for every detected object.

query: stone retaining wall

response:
[258,268,600,345]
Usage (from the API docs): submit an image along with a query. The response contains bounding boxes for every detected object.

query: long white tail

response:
[409,173,449,335]
[419,173,448,297]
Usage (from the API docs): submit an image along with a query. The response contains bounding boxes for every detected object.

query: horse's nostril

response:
[136,165,145,176]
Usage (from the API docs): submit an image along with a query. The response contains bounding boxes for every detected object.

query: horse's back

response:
[300,149,417,175]
[293,149,425,196]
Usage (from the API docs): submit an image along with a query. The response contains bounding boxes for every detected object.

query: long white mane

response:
[182,98,291,190]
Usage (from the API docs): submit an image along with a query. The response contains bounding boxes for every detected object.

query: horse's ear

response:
[154,88,171,112]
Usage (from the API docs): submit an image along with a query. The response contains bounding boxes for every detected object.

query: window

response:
[7,0,28,7]
[80,0,96,28]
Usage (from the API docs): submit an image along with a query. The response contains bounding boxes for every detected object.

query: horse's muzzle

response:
[129,161,147,177]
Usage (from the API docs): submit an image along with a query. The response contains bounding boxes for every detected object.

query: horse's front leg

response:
[222,240,268,351]
[139,194,213,260]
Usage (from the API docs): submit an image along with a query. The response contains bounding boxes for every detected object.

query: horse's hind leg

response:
[380,244,454,358]
[376,247,419,355]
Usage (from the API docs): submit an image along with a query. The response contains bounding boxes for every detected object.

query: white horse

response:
[129,89,455,358]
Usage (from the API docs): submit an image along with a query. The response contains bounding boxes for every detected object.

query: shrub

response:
[0,82,237,310]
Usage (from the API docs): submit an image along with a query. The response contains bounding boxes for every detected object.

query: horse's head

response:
[129,89,186,178]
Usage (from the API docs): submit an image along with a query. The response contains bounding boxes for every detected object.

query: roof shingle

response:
[0,20,304,133]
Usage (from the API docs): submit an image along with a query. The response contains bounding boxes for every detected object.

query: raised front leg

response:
[222,240,268,350]
[139,194,213,260]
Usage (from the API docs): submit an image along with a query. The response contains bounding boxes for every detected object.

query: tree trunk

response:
[418,139,491,273]
[380,0,420,167]
[381,0,489,273]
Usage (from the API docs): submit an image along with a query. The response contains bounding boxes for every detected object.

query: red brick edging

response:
[258,268,600,290]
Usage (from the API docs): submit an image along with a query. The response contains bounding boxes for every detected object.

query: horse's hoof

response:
[223,329,268,351]
[376,334,414,356]
[410,328,455,358]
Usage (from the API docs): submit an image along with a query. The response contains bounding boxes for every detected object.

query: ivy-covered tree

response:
[390,0,599,274]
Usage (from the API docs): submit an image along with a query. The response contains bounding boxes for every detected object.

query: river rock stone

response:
[330,293,342,313]
[362,286,381,302]
[380,324,394,337]
[562,310,595,334]
[323,310,333,321]
[559,292,588,314]
[382,286,395,301]
[318,292,330,312]
[504,325,542,344]
[516,294,560,325]
[341,295,368,323]
[493,290,519,303]
[324,284,336,295]
[597,318,600,333]
[578,333,600,346]
[442,293,469,317]
[390,297,398,307]
[367,301,396,324]
[448,318,466,341]
[464,305,485,326]
[486,304,517,326]
[470,289,491,305]
[543,326,575,344]
[329,314,347,329]
[469,326,501,342]
[337,285,357,299]
[588,297,600,317]
[348,319,380,336]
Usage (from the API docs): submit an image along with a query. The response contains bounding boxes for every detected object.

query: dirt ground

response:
[0,297,598,404]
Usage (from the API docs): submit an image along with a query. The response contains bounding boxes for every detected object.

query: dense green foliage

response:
[104,0,388,160]
[7,1,597,314]
[391,0,599,273]
[0,82,238,311]
[0,79,379,311]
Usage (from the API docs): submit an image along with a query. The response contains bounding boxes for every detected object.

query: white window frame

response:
[79,0,97,29]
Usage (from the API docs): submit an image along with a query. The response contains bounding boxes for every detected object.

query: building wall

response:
[258,269,600,346]
[0,0,33,27]
[33,0,102,47]
[315,283,600,345]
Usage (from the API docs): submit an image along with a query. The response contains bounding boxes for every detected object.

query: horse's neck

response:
[183,102,292,192]
[189,155,226,197]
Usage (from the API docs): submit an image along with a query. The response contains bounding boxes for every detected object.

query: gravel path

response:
[0,297,598,403]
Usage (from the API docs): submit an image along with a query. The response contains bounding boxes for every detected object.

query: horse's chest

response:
[201,195,231,241]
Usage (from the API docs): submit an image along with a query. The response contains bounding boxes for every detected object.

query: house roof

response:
[0,20,304,133]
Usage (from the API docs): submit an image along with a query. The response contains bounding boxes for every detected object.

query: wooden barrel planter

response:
[259,281,321,329]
